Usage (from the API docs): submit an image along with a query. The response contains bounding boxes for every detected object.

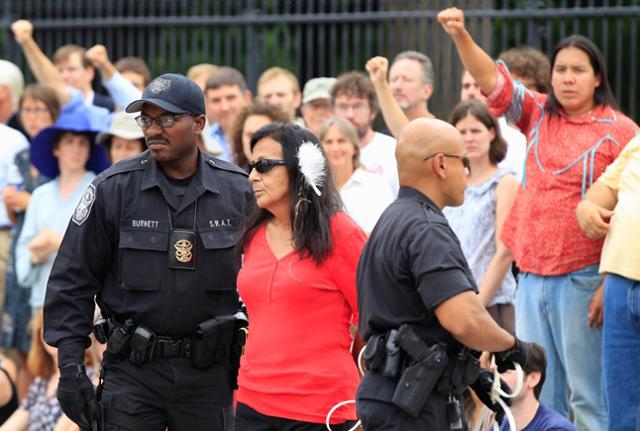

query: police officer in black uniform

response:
[356,118,528,430]
[43,73,253,431]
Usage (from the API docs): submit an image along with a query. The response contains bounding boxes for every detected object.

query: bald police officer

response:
[44,74,253,431]
[356,118,527,430]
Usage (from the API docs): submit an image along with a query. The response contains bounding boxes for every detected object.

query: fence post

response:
[244,0,258,95]
[525,0,542,48]
[2,0,16,62]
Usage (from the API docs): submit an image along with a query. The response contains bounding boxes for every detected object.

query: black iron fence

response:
[1,0,638,120]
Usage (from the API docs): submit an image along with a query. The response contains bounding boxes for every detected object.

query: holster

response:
[391,325,449,417]
[191,315,234,369]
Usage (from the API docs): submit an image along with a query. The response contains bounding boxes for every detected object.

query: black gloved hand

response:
[57,363,99,428]
[469,368,512,423]
[495,337,528,373]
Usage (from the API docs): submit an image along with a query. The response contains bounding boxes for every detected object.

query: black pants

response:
[356,373,454,430]
[235,402,357,431]
[99,357,233,431]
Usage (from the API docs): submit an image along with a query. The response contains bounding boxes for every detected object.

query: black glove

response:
[57,363,99,428]
[495,337,528,373]
[469,368,511,423]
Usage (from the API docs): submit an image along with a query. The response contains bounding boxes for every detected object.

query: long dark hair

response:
[545,35,618,115]
[449,99,507,165]
[240,123,342,264]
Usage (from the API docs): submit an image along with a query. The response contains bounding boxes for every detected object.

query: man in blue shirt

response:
[500,342,575,431]
[204,67,252,163]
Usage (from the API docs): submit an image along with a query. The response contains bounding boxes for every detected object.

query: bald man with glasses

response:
[356,118,527,430]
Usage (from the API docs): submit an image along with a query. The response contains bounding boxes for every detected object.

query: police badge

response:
[168,230,196,269]
[72,184,96,226]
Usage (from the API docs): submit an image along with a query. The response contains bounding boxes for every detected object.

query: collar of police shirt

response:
[139,150,222,212]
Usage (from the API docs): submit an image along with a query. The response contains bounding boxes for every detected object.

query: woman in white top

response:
[319,117,394,234]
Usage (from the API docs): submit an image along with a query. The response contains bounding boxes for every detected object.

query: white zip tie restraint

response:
[357,346,366,376]
[325,346,367,431]
[491,362,524,431]
[325,400,361,431]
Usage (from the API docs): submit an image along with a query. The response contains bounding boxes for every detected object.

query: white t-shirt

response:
[497,116,526,182]
[359,132,399,195]
[0,124,29,227]
[340,168,394,233]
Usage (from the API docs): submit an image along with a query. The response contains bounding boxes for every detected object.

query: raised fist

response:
[11,20,34,45]
[365,56,389,85]
[85,44,110,69]
[437,8,466,37]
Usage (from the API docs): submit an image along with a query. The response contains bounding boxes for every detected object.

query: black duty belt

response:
[153,336,192,359]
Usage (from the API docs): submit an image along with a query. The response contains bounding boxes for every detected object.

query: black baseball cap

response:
[126,73,205,116]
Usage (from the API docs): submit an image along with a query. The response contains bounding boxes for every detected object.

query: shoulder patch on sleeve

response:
[72,184,96,226]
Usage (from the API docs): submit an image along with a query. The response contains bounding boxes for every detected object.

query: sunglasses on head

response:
[248,159,287,174]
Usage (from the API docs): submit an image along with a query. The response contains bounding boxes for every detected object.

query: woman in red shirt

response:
[234,123,366,430]
[437,8,639,431]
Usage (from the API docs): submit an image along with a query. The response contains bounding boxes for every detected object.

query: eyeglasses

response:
[423,152,471,174]
[135,114,190,129]
[248,159,287,174]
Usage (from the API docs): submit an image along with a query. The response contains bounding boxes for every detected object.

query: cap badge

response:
[149,78,172,94]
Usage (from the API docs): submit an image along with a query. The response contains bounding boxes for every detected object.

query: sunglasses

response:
[423,152,471,174]
[248,159,287,174]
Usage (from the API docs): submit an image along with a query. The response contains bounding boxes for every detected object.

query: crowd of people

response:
[0,6,636,431]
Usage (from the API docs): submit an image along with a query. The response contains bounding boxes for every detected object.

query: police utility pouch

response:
[168,229,196,270]
[129,326,156,366]
[391,325,449,417]
[363,334,386,372]
[191,316,234,369]
[93,317,109,344]
[106,319,135,358]
[383,329,402,378]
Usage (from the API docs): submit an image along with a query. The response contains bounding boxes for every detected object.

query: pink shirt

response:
[237,212,365,423]
[489,62,638,275]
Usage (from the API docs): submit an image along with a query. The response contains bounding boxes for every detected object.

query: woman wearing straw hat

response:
[15,110,109,311]
[96,111,146,164]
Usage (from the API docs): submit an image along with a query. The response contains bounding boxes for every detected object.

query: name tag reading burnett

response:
[169,230,196,270]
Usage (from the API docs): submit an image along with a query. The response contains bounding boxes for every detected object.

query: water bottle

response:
[7,164,24,191]
[6,164,25,213]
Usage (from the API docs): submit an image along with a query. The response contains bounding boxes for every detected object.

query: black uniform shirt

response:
[357,186,477,349]
[44,150,254,365]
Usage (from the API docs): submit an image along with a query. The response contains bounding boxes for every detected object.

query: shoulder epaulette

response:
[204,156,249,177]
[94,152,150,184]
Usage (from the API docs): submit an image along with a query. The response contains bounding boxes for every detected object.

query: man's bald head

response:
[396,118,466,208]
[397,118,463,180]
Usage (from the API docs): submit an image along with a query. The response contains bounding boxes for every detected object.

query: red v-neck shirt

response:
[236,212,366,423]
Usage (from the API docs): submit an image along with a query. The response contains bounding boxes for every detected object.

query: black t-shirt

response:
[166,174,194,203]
[356,186,477,348]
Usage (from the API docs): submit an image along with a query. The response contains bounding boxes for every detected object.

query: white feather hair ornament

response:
[297,141,326,196]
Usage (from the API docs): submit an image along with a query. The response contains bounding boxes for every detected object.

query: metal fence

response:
[1,0,638,120]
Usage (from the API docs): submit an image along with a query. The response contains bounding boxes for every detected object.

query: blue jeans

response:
[603,274,640,431]
[516,265,607,431]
